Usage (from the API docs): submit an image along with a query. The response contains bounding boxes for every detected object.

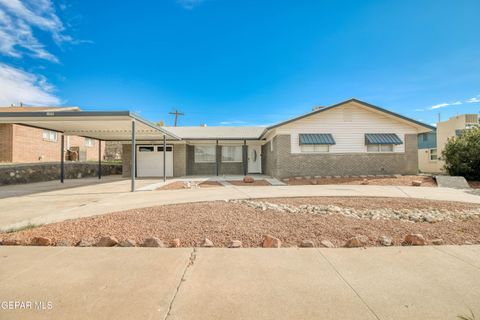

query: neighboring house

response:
[121,99,434,179]
[0,106,105,163]
[418,113,480,173]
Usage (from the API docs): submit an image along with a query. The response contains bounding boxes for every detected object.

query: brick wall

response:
[0,124,106,163]
[173,144,187,177]
[67,136,105,161]
[0,124,13,162]
[12,124,61,162]
[270,134,419,178]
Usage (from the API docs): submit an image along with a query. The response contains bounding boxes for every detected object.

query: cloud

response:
[466,96,480,103]
[0,63,60,106]
[0,0,71,62]
[429,100,463,110]
[430,103,450,110]
[414,108,424,112]
[176,0,204,10]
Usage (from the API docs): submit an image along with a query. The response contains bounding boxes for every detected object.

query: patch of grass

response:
[458,309,476,320]
[4,223,43,234]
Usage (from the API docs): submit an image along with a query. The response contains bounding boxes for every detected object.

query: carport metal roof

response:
[0,111,181,141]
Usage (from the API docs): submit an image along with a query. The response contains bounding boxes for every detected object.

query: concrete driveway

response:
[1,176,480,231]
[0,245,479,319]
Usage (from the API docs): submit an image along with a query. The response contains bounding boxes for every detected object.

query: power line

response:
[168,109,185,126]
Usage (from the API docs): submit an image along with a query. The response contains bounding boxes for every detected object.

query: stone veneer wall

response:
[0,162,122,186]
[270,134,418,179]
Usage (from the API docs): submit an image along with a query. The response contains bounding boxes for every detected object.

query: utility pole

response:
[169,109,184,127]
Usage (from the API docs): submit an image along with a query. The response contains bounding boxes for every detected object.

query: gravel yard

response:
[2,197,479,247]
[286,175,436,187]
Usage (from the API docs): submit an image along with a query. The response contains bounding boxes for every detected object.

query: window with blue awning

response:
[299,133,336,145]
[364,133,403,145]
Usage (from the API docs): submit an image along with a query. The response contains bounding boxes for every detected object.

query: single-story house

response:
[121,98,434,179]
[0,99,435,189]
[0,106,106,163]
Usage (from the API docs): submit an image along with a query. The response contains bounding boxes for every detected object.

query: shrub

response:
[442,126,480,180]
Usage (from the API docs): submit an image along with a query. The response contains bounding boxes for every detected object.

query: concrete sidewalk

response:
[0,246,479,319]
[1,178,480,231]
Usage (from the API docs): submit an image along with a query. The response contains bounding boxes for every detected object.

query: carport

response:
[0,111,181,191]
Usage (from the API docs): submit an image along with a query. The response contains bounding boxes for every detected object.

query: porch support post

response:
[163,134,166,182]
[98,139,102,179]
[60,133,65,183]
[216,139,219,176]
[243,140,247,176]
[131,120,136,192]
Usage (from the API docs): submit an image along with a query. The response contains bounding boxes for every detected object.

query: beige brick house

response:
[0,106,105,163]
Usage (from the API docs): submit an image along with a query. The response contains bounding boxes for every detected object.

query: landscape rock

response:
[76,239,95,247]
[378,235,393,246]
[229,240,242,248]
[431,238,444,245]
[231,199,480,223]
[403,233,426,246]
[170,238,181,248]
[202,238,214,247]
[412,180,422,187]
[119,239,136,247]
[310,180,318,185]
[56,240,70,246]
[300,240,315,248]
[360,179,369,185]
[320,240,335,248]
[143,237,165,247]
[96,236,118,247]
[262,234,282,248]
[243,176,254,183]
[30,236,52,246]
[344,235,368,248]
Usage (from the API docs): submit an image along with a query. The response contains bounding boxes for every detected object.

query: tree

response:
[442,126,480,180]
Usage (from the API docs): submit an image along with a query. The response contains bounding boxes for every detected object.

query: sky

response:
[0,0,479,127]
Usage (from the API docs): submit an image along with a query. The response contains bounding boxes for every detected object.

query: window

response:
[300,144,329,153]
[85,138,94,147]
[158,146,173,152]
[430,148,438,161]
[367,144,394,152]
[139,146,154,152]
[222,146,242,162]
[194,145,216,163]
[42,130,57,142]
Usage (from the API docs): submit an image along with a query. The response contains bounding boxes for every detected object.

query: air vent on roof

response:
[312,106,326,112]
[200,124,207,127]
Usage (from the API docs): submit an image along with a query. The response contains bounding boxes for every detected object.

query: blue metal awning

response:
[365,133,403,145]
[299,133,336,145]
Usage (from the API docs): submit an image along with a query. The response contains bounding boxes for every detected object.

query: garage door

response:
[137,145,173,177]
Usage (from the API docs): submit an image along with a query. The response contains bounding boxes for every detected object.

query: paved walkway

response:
[0,245,479,319]
[1,177,479,231]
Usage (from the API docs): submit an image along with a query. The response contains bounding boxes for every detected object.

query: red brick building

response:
[0,106,105,163]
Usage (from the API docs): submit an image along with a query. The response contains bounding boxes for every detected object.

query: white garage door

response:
[137,145,173,177]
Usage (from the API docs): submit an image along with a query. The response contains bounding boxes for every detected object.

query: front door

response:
[247,145,262,174]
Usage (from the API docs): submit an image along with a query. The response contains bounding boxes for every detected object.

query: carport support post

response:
[98,139,102,179]
[216,140,219,176]
[131,120,136,192]
[60,133,65,183]
[163,134,166,182]
[243,140,247,176]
